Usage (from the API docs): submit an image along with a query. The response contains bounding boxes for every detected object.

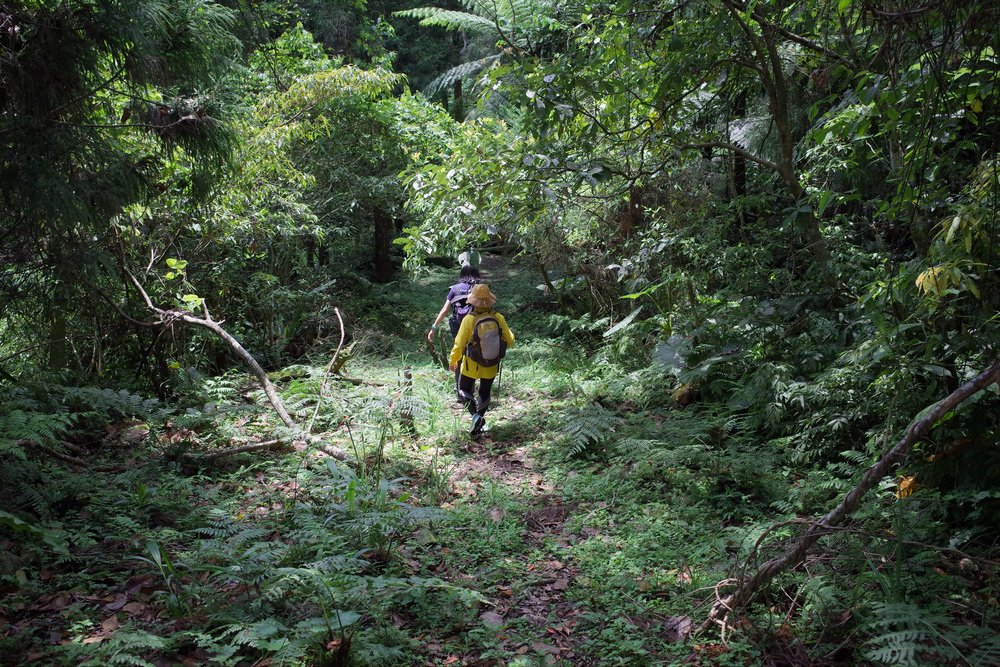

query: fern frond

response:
[472,87,523,124]
[60,386,168,420]
[394,8,497,34]
[424,55,502,98]
[862,602,966,666]
[559,402,623,458]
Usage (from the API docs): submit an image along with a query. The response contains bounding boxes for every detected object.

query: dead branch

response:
[27,441,123,472]
[31,442,89,467]
[332,375,384,387]
[426,336,444,369]
[313,440,351,460]
[126,273,351,461]
[179,437,350,462]
[704,359,1000,629]
[180,439,286,461]
[128,272,296,429]
[307,307,346,435]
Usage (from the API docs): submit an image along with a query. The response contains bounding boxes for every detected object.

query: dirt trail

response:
[433,254,592,665]
[446,406,589,665]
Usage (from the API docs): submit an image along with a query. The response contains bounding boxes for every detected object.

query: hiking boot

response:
[471,414,486,436]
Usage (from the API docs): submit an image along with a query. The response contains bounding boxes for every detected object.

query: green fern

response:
[77,627,169,667]
[0,409,75,458]
[0,458,52,517]
[393,7,497,33]
[61,386,168,421]
[395,0,561,106]
[861,602,968,666]
[424,54,501,97]
[199,371,244,404]
[559,402,623,458]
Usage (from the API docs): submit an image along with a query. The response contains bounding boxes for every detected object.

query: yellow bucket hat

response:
[467,283,497,308]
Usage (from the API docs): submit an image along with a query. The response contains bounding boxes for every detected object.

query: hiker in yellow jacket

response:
[449,284,515,435]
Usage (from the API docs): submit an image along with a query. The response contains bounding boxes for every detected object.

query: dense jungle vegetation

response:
[1,0,999,664]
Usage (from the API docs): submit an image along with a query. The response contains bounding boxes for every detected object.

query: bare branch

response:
[181,439,286,461]
[704,358,1000,629]
[680,141,781,173]
[126,271,296,429]
[306,307,346,434]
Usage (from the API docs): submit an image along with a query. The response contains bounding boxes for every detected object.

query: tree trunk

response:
[619,186,644,240]
[48,307,66,371]
[452,79,464,120]
[732,92,747,201]
[747,11,832,269]
[373,206,394,282]
[306,236,316,269]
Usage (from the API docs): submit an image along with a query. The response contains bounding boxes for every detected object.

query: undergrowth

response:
[2,259,998,666]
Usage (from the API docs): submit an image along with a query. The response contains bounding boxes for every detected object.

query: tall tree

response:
[0,0,240,373]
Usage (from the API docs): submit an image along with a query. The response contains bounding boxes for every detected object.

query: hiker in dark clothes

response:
[428,265,480,389]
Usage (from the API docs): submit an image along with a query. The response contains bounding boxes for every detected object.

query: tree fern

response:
[393,7,498,34]
[395,0,563,114]
[424,54,502,98]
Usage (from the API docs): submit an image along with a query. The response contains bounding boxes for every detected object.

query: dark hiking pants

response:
[457,374,493,417]
[449,320,462,392]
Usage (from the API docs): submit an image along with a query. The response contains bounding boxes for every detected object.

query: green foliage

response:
[76,627,169,667]
[395,0,564,99]
[0,510,69,556]
[0,410,74,459]
[1,0,999,663]
[861,601,1000,667]
[558,402,622,459]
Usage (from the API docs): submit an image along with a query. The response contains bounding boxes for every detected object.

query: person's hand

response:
[426,327,435,343]
[449,362,457,372]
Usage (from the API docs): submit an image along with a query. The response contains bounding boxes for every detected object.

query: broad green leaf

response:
[603,306,642,338]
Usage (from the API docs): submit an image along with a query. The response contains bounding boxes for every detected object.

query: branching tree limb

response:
[128,272,297,429]
[704,359,1000,629]
[126,272,350,461]
[679,141,781,173]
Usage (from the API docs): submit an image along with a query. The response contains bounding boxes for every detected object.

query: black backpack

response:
[449,281,476,324]
[465,313,507,367]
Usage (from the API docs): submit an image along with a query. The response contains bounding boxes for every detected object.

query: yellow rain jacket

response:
[449,307,515,380]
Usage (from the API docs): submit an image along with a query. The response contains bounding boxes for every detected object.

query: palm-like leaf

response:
[424,54,502,98]
[395,0,548,111]
[394,7,498,34]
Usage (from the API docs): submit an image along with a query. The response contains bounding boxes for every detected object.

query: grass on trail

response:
[1,254,764,666]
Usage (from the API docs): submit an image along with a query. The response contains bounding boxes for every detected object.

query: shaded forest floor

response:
[3,255,835,665]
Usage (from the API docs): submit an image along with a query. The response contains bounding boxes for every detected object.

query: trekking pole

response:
[496,361,503,398]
